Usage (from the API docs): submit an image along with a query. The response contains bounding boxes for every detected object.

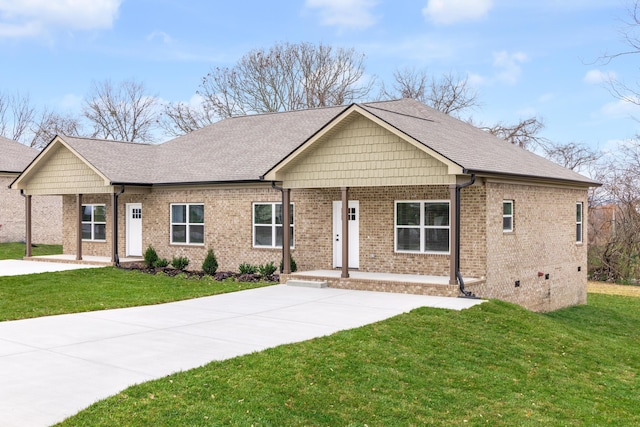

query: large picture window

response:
[576,202,583,243]
[395,201,450,253]
[171,203,204,245]
[82,204,106,241]
[253,202,294,248]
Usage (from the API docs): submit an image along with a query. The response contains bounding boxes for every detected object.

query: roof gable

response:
[11,136,111,194]
[264,107,459,187]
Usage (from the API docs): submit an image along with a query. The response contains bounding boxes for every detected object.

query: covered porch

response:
[282,270,484,297]
[23,254,144,267]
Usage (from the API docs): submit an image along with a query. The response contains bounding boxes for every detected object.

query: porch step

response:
[286,279,328,289]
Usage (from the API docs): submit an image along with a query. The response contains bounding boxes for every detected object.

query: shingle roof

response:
[56,98,597,186]
[359,99,597,184]
[0,136,38,173]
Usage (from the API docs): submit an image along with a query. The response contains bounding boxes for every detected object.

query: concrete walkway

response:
[0,259,103,276]
[0,284,484,427]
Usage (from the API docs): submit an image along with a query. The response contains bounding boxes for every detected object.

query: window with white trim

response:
[503,200,514,232]
[576,202,583,243]
[395,201,450,253]
[253,202,294,248]
[82,204,106,241]
[171,203,204,245]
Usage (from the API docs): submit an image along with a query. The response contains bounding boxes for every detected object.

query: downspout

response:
[113,185,125,267]
[456,174,477,298]
[271,182,286,273]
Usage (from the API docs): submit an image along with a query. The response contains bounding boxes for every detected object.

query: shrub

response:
[143,245,158,268]
[258,261,277,277]
[171,256,190,271]
[154,258,169,268]
[202,249,218,275]
[238,262,258,274]
[279,256,298,273]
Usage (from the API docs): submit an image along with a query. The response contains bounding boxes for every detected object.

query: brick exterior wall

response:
[59,181,587,312]
[466,182,588,312]
[1,175,62,245]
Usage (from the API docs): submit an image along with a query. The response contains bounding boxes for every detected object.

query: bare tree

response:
[536,140,599,172]
[482,117,546,149]
[0,91,35,142]
[159,102,217,137]
[83,79,160,142]
[598,1,640,116]
[29,108,84,149]
[197,42,372,119]
[379,68,480,118]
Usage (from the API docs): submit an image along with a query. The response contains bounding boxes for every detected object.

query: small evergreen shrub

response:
[154,258,169,268]
[279,256,298,273]
[202,249,218,275]
[258,261,277,277]
[238,262,258,274]
[171,256,190,271]
[143,245,158,268]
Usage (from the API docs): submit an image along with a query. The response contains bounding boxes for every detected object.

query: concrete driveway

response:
[0,259,103,276]
[0,284,484,427]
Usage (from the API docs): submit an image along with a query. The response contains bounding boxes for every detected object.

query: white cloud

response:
[600,98,640,119]
[0,0,122,38]
[147,31,173,44]
[422,0,492,25]
[305,0,378,30]
[584,69,617,85]
[493,51,528,85]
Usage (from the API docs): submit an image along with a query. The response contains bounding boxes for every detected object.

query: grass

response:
[0,267,269,321]
[56,293,640,426]
[0,242,62,260]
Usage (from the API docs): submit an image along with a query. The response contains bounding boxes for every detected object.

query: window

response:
[171,204,204,245]
[82,204,106,241]
[576,202,583,243]
[395,201,450,253]
[503,200,514,232]
[253,202,294,248]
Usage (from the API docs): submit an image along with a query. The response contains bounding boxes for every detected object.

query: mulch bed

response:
[121,263,279,283]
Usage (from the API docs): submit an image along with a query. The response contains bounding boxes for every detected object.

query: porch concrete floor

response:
[25,254,144,266]
[289,270,483,286]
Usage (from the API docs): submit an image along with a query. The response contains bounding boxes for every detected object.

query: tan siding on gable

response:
[278,115,454,188]
[22,145,110,195]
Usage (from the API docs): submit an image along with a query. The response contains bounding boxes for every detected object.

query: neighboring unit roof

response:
[0,136,38,174]
[53,98,597,187]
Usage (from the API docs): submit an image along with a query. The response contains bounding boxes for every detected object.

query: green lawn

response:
[0,267,269,321]
[0,242,62,260]
[55,293,640,426]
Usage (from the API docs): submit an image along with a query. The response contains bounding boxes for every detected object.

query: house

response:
[10,99,598,311]
[0,136,61,245]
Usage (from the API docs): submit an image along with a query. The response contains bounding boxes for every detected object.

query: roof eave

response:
[465,168,601,187]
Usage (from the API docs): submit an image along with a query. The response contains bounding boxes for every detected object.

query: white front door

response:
[333,200,359,269]
[126,203,143,257]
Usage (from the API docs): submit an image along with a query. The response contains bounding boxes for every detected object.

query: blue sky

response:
[1,0,638,151]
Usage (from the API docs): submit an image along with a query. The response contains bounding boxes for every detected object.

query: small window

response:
[503,200,514,232]
[82,204,106,241]
[395,201,450,253]
[253,203,294,248]
[576,202,583,243]
[171,203,204,245]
